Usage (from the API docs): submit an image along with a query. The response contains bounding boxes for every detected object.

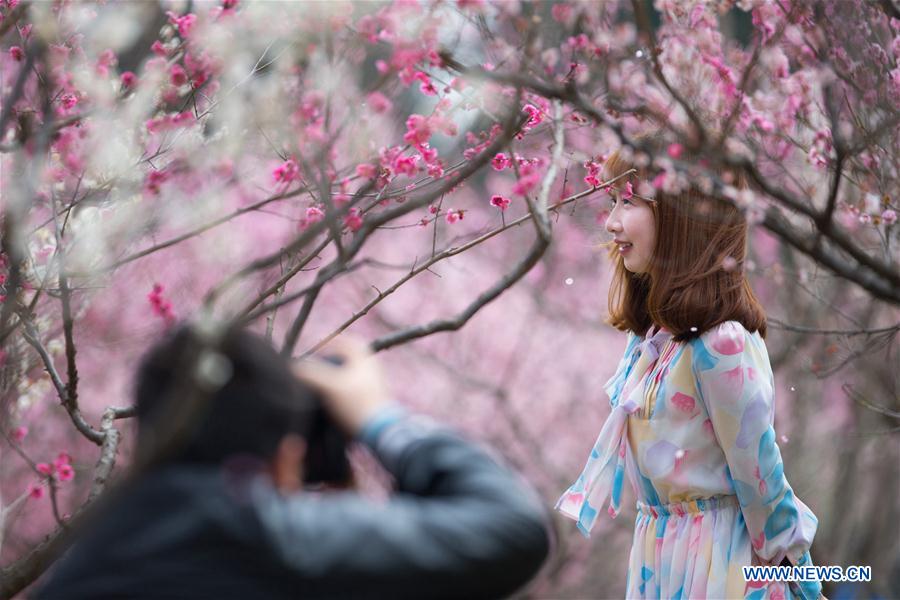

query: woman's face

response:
[604,186,656,274]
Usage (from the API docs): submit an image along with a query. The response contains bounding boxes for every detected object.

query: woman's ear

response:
[271,433,306,493]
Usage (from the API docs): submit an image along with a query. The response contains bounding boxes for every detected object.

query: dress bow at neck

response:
[555,325,671,536]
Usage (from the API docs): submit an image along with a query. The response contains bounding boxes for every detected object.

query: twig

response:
[370,100,562,352]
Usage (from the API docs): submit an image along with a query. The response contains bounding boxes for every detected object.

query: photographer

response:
[34,326,551,599]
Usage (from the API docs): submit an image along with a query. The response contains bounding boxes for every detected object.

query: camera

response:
[302,355,353,487]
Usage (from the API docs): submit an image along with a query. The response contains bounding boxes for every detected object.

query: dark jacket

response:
[34,416,551,599]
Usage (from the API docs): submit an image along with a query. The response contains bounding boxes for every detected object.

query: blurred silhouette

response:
[34,324,550,599]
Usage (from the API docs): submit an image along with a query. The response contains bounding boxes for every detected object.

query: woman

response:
[556,149,823,600]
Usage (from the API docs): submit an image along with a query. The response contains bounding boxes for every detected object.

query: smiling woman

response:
[600,147,766,343]
[556,145,823,599]
[605,177,657,276]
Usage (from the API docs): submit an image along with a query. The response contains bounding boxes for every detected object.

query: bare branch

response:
[19,317,103,444]
[767,318,900,337]
[67,185,310,277]
[843,383,900,420]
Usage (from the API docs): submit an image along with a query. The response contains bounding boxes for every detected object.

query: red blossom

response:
[120,71,137,88]
[166,11,198,38]
[12,426,28,442]
[403,114,432,146]
[445,209,464,224]
[151,40,168,56]
[356,163,377,179]
[272,158,301,184]
[344,208,363,232]
[54,452,72,469]
[170,64,188,86]
[490,194,511,210]
[57,464,74,482]
[148,284,176,326]
[28,483,44,500]
[144,169,170,195]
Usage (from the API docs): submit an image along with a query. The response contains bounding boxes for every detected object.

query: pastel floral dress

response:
[557,321,822,599]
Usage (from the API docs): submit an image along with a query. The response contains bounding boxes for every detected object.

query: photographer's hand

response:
[293,337,391,436]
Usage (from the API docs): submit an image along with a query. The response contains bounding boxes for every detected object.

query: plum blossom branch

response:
[445,56,900,306]
[268,103,528,354]
[370,101,563,352]
[301,170,633,358]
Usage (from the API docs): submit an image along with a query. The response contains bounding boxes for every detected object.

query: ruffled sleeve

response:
[556,331,642,536]
[690,321,821,599]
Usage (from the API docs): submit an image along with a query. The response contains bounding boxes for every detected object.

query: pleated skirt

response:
[624,495,797,600]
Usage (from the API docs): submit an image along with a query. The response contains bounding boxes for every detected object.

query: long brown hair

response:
[602,149,767,342]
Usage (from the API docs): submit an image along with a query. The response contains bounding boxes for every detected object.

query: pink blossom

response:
[96,48,116,77]
[9,46,24,61]
[344,208,363,232]
[491,153,510,171]
[457,0,485,10]
[427,162,444,178]
[522,104,543,127]
[12,426,27,442]
[120,71,137,88]
[54,452,72,469]
[490,194,511,210]
[28,483,44,500]
[393,154,419,177]
[151,40,168,57]
[418,144,439,164]
[170,64,188,86]
[272,159,301,184]
[305,206,325,225]
[512,172,540,196]
[356,163,377,179]
[144,169,169,195]
[445,209,465,224]
[414,71,438,96]
[60,94,78,111]
[403,114,432,146]
[184,50,215,86]
[166,11,198,38]
[148,283,176,325]
[36,463,53,476]
[652,172,667,189]
[366,91,392,114]
[882,209,897,225]
[667,143,684,159]
[583,160,603,187]
[57,464,74,482]
[623,181,633,200]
